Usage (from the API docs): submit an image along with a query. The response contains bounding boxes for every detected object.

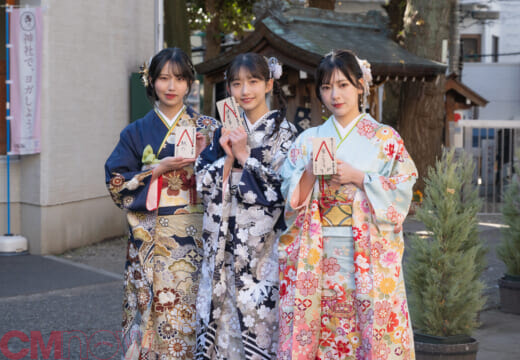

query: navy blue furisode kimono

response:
[105,106,217,359]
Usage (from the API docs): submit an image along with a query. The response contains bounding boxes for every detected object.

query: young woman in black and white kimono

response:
[195,53,296,360]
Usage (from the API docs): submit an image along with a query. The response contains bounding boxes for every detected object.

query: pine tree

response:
[405,148,486,337]
[497,155,520,277]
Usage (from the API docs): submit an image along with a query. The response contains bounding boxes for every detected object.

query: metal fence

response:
[455,119,520,214]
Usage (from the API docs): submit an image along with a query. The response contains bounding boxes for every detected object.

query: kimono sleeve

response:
[237,128,296,208]
[280,131,313,211]
[362,133,418,227]
[195,126,225,203]
[105,127,154,212]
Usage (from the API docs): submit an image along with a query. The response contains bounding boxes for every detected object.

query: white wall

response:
[0,0,154,253]
[40,0,153,205]
[498,0,520,62]
[462,63,520,120]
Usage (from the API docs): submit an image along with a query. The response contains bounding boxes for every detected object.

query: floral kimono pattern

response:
[195,111,296,360]
[105,106,218,359]
[278,114,418,360]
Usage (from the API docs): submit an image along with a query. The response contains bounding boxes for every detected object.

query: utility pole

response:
[155,0,164,53]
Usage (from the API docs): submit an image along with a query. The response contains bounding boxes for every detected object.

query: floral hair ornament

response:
[139,55,154,88]
[267,57,283,80]
[355,56,373,110]
[139,62,149,87]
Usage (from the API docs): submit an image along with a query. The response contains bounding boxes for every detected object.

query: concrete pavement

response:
[0,217,518,359]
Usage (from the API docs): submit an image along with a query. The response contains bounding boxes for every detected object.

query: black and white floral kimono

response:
[195,110,296,360]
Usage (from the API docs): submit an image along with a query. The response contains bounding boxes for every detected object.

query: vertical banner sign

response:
[10,7,42,155]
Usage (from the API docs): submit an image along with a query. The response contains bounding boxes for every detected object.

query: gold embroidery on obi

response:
[319,183,356,227]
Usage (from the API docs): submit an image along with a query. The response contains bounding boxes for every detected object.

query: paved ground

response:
[0,216,518,359]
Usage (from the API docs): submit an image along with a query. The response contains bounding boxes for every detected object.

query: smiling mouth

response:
[333,103,343,108]
[241,98,253,103]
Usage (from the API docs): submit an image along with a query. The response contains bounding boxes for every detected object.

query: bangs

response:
[226,53,269,83]
[167,62,192,79]
[150,48,195,83]
[315,50,363,101]
[317,57,357,86]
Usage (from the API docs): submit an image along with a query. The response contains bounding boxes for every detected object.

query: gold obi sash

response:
[318,180,356,227]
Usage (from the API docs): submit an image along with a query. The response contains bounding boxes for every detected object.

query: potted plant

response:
[497,153,520,314]
[408,189,423,216]
[405,148,486,359]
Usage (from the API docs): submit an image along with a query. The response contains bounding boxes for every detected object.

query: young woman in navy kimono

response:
[195,53,297,359]
[105,48,218,359]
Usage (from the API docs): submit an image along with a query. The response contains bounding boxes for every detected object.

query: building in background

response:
[459,0,520,121]
[0,0,154,254]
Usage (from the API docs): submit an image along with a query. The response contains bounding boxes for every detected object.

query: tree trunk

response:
[448,0,460,76]
[382,1,407,129]
[164,0,191,56]
[308,0,335,10]
[202,0,221,116]
[398,0,450,190]
[382,0,407,43]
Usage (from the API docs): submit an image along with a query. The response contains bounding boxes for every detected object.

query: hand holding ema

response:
[220,127,250,166]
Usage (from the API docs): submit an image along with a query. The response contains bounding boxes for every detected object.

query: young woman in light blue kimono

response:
[278,50,418,360]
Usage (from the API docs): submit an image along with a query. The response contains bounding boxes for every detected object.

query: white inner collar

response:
[333,114,361,139]
[155,104,185,128]
[242,110,275,133]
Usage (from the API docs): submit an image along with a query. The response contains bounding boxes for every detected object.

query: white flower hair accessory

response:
[355,56,372,110]
[267,57,283,80]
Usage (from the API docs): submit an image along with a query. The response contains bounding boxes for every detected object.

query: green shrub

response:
[405,148,486,337]
[497,154,520,277]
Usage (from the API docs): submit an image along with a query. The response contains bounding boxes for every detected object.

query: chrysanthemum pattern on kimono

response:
[195,111,296,360]
[105,106,218,359]
[279,114,418,360]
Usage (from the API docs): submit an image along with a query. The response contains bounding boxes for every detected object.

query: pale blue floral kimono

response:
[278,113,418,359]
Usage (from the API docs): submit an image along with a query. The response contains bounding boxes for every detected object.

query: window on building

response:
[492,35,499,63]
[461,34,482,63]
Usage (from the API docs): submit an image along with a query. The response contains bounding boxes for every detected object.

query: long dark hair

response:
[225,53,287,137]
[315,49,364,111]
[145,47,195,104]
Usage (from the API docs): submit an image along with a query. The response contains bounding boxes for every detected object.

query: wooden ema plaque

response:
[312,137,337,175]
[216,96,243,131]
[174,126,197,158]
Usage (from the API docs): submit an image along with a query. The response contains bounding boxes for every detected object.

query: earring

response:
[321,104,325,114]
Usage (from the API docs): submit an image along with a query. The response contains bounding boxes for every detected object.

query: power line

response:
[464,51,520,58]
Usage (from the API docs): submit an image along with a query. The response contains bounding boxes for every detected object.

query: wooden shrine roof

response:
[196,7,447,83]
[445,74,488,107]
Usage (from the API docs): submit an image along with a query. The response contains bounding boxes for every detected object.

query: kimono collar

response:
[333,114,361,139]
[243,110,278,133]
[154,104,186,129]
[327,113,365,148]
